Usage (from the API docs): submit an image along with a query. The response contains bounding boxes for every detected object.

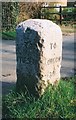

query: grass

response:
[2,76,76,119]
[60,25,75,34]
[2,31,16,40]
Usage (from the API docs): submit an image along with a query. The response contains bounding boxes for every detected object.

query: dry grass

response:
[60,24,76,35]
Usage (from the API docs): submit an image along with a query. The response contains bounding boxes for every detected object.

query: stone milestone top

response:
[16,19,62,36]
[16,19,62,96]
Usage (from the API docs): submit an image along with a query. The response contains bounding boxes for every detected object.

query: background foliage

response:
[2,2,76,31]
[2,2,43,31]
[2,2,19,31]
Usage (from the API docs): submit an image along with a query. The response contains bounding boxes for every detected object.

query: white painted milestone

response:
[16,19,62,96]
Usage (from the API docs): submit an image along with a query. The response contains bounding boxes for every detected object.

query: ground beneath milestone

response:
[1,33,76,95]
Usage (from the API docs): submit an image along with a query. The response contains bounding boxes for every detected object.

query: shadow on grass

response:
[2,81,16,96]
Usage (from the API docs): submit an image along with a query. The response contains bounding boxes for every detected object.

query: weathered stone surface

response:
[16,19,62,97]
